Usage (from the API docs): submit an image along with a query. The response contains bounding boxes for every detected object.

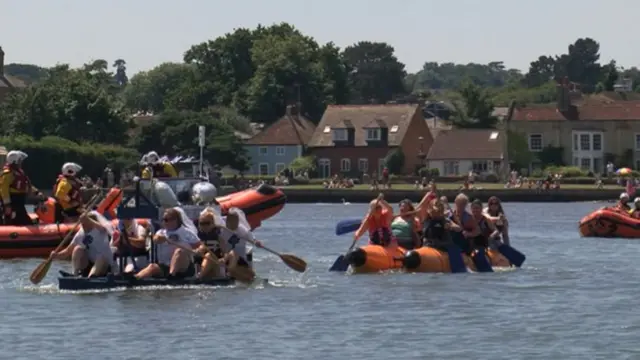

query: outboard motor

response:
[192,181,217,205]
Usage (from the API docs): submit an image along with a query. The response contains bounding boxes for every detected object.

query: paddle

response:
[29,193,103,285]
[471,248,493,273]
[165,238,256,284]
[497,244,526,267]
[335,218,362,236]
[243,236,307,273]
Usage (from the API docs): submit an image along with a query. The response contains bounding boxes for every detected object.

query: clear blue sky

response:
[2,0,637,76]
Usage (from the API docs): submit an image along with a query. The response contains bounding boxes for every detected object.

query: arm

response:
[379,199,393,213]
[463,217,481,238]
[484,215,500,239]
[0,171,13,205]
[53,233,80,259]
[127,225,148,248]
[353,215,370,240]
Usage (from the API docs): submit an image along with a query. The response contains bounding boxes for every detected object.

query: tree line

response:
[0,22,635,183]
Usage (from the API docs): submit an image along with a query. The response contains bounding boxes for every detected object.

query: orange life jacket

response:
[367,209,395,246]
[3,164,31,192]
[53,175,83,203]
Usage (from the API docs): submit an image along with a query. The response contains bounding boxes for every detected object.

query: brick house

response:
[307,104,434,177]
[509,78,640,173]
[426,129,504,176]
[0,47,26,103]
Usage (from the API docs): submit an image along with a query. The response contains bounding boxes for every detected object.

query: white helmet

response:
[146,151,160,165]
[139,154,149,165]
[62,162,82,176]
[6,150,27,165]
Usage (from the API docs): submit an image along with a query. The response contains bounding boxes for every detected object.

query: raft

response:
[402,247,512,273]
[0,184,286,259]
[579,207,640,238]
[345,244,406,274]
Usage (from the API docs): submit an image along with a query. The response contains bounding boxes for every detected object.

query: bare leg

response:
[198,253,222,280]
[88,257,110,277]
[71,247,89,275]
[135,263,162,279]
[169,249,190,275]
[227,251,256,281]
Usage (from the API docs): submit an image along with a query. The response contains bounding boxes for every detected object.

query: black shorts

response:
[62,207,81,217]
[157,262,195,279]
[80,262,112,277]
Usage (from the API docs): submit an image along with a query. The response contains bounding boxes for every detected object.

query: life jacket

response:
[450,210,473,231]
[472,216,490,248]
[3,164,31,193]
[422,217,448,246]
[152,163,172,178]
[367,209,394,246]
[53,175,83,203]
[198,229,223,258]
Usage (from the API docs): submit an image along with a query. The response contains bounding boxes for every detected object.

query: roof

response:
[308,104,419,147]
[427,129,503,160]
[245,113,316,146]
[425,117,453,138]
[511,102,640,121]
[0,75,25,88]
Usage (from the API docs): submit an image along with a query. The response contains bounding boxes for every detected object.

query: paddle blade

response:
[335,219,362,236]
[280,254,307,273]
[498,244,526,267]
[329,255,349,272]
[29,258,53,285]
[471,251,493,273]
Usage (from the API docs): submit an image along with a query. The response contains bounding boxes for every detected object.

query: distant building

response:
[0,47,27,103]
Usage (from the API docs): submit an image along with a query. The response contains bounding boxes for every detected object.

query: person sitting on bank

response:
[135,207,201,279]
[0,150,43,226]
[53,162,85,223]
[141,151,178,179]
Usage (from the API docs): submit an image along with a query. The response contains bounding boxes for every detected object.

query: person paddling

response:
[421,199,467,273]
[449,193,480,254]
[467,199,496,272]
[195,208,227,280]
[391,199,421,249]
[218,208,264,279]
[50,211,115,277]
[353,193,397,247]
[483,196,510,246]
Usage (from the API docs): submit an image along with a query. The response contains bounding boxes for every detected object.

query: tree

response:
[523,56,556,88]
[342,41,407,104]
[600,60,619,92]
[384,148,405,174]
[507,131,536,170]
[113,59,128,86]
[0,64,129,144]
[451,82,497,128]
[129,110,249,170]
[410,61,522,91]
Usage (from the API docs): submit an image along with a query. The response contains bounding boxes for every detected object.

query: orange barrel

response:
[346,244,406,274]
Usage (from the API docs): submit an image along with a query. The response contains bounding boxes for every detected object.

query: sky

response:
[2,0,639,76]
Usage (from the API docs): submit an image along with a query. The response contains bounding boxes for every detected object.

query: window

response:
[528,134,543,152]
[259,147,268,155]
[259,163,269,176]
[332,129,347,141]
[323,126,331,134]
[318,158,331,178]
[489,132,499,140]
[580,158,591,170]
[472,161,488,173]
[340,158,351,172]
[592,134,602,151]
[580,134,590,151]
[276,146,285,156]
[275,163,286,174]
[635,134,640,151]
[358,158,369,172]
[444,161,459,176]
[390,125,399,133]
[366,128,381,141]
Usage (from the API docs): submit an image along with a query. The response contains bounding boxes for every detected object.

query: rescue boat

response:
[578,207,640,238]
[0,183,286,259]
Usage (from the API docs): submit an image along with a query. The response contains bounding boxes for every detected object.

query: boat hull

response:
[579,207,640,238]
[58,271,240,291]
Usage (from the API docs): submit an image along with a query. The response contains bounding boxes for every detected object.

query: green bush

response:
[543,166,587,178]
[0,135,139,188]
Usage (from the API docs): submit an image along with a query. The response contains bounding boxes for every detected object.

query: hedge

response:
[0,135,139,188]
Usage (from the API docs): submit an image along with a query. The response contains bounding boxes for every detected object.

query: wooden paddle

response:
[164,238,256,284]
[29,193,103,285]
[243,236,307,273]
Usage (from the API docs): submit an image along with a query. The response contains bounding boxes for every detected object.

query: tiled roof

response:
[308,104,419,147]
[511,102,640,121]
[245,113,316,146]
[427,129,503,160]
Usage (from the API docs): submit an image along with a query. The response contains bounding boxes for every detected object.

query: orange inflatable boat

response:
[0,184,286,259]
[346,244,514,274]
[579,207,640,238]
[402,247,511,273]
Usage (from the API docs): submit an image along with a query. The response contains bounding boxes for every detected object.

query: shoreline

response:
[71,187,622,204]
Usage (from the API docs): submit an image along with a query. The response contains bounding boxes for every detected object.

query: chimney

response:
[0,47,4,75]
[556,77,570,112]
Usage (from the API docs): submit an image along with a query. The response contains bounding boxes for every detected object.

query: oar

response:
[243,236,307,273]
[335,218,362,236]
[328,237,358,272]
[165,238,256,284]
[29,193,103,285]
[497,244,526,267]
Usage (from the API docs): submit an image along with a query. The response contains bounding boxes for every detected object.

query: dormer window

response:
[366,128,381,141]
[333,128,347,141]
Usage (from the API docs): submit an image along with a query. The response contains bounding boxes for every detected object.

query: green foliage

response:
[384,148,405,174]
[4,63,49,84]
[537,146,565,166]
[543,166,587,178]
[451,82,497,128]
[129,110,249,170]
[507,131,536,170]
[0,135,138,188]
[288,156,316,173]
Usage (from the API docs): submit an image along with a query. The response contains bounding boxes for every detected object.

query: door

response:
[319,159,331,178]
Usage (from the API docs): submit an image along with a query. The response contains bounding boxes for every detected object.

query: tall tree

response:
[523,56,556,88]
[452,82,497,128]
[342,41,407,104]
[113,59,128,86]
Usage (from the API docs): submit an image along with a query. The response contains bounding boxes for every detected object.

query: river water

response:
[0,202,637,359]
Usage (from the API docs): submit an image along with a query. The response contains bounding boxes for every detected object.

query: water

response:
[1,202,639,359]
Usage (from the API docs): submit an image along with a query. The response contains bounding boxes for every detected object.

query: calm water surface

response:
[1,202,639,360]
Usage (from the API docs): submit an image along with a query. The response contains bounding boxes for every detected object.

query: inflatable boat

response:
[0,183,286,259]
[579,207,640,238]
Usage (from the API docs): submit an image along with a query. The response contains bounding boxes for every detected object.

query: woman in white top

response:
[135,207,202,279]
[51,211,115,277]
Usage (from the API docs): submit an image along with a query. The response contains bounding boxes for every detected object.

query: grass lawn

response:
[282,183,624,191]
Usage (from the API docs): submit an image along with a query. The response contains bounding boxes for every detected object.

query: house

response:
[426,129,504,176]
[509,78,640,173]
[307,104,434,177]
[0,47,26,103]
[244,104,316,176]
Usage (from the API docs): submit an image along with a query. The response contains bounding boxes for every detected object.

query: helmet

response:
[6,150,27,165]
[620,192,630,200]
[139,154,149,165]
[146,151,160,165]
[62,162,82,176]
